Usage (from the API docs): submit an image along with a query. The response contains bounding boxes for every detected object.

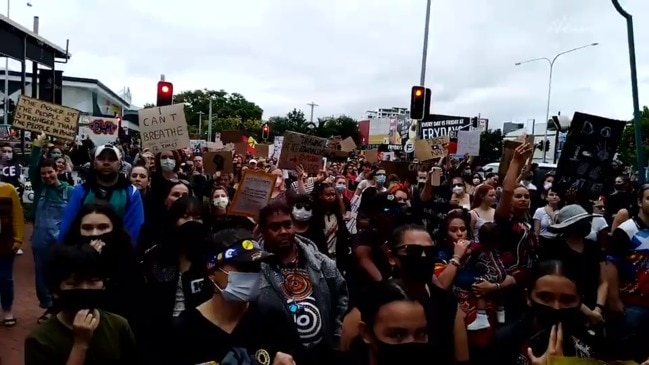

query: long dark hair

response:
[63,203,132,248]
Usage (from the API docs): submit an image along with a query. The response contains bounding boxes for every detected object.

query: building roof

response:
[0,14,70,60]
[3,70,129,106]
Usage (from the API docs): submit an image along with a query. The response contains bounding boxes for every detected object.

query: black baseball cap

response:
[206,229,273,271]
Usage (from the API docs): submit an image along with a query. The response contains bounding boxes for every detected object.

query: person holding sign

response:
[58,144,144,244]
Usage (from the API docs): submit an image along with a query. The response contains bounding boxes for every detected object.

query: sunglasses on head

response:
[294,203,312,211]
[267,220,293,231]
[394,244,435,257]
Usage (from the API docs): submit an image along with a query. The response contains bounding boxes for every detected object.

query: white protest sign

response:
[138,104,191,152]
[456,130,481,156]
[13,95,80,141]
[277,131,327,174]
[228,170,275,219]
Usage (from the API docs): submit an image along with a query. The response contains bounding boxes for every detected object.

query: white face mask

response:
[472,178,481,185]
[213,271,261,302]
[160,158,176,172]
[292,207,312,221]
[212,197,229,209]
[2,152,12,160]
[452,186,464,195]
[543,182,552,190]
[417,178,427,184]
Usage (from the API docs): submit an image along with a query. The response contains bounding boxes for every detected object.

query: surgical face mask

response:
[50,153,62,159]
[452,186,464,194]
[544,182,552,190]
[417,178,426,185]
[472,178,481,185]
[292,207,313,221]
[160,158,176,172]
[1,152,12,160]
[212,197,229,209]
[213,271,261,302]
[335,183,346,192]
[375,175,386,184]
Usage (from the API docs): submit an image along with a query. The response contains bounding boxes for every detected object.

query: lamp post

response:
[197,111,204,139]
[419,0,431,86]
[208,96,214,142]
[515,42,599,162]
[611,0,645,183]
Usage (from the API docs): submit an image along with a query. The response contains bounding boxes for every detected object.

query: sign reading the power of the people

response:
[277,131,327,173]
[138,104,191,152]
[13,95,80,141]
[418,114,471,140]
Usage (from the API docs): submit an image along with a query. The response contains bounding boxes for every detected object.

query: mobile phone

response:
[431,167,442,186]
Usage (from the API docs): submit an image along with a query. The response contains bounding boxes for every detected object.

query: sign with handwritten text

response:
[228,170,275,219]
[277,131,327,173]
[554,112,625,201]
[13,95,80,140]
[138,104,191,152]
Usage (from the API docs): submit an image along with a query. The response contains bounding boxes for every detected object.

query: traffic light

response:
[261,123,270,140]
[156,81,173,106]
[471,117,478,129]
[544,140,550,151]
[410,86,426,120]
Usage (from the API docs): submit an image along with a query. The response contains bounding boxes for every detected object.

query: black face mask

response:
[79,232,114,246]
[374,340,432,365]
[529,300,581,331]
[57,289,106,312]
[397,255,436,283]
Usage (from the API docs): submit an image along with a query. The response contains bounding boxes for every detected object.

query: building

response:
[502,121,525,135]
[1,70,139,131]
[365,107,409,119]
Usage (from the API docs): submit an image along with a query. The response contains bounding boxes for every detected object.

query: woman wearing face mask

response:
[335,175,354,202]
[172,229,300,365]
[63,203,143,329]
[289,194,324,252]
[209,186,254,233]
[450,177,472,210]
[471,174,484,188]
[354,167,387,196]
[490,260,606,363]
[141,196,212,364]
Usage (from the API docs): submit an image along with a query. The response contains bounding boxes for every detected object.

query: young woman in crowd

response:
[469,184,496,239]
[130,165,151,194]
[208,185,254,232]
[533,187,561,247]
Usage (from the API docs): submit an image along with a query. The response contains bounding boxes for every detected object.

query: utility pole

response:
[208,98,213,142]
[306,102,318,124]
[420,0,432,86]
[3,0,11,125]
[197,111,204,139]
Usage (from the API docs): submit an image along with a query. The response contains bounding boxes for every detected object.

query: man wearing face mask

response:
[257,201,348,365]
[172,229,300,365]
[58,145,144,244]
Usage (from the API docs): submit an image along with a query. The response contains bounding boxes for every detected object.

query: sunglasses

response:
[267,220,293,231]
[394,244,435,257]
[294,203,312,211]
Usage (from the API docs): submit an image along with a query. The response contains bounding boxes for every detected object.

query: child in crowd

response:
[24,244,137,365]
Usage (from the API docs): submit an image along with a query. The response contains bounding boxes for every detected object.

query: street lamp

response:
[515,42,599,162]
[419,0,432,86]
[611,0,644,183]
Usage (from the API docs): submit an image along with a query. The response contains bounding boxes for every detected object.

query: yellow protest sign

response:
[13,95,80,141]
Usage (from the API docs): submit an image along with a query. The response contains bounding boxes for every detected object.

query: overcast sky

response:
[5,0,649,130]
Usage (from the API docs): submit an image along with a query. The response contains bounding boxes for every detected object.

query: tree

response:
[478,128,504,164]
[150,89,264,140]
[142,103,155,109]
[267,110,360,142]
[617,105,649,168]
[316,115,361,144]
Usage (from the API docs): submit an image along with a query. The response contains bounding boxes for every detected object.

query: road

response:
[0,225,39,365]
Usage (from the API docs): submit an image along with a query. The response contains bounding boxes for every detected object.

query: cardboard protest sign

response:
[554,112,625,200]
[277,131,327,173]
[234,142,248,156]
[13,95,80,141]
[414,139,434,161]
[340,137,357,152]
[138,104,191,152]
[256,144,270,158]
[228,170,275,219]
[220,130,243,144]
[203,151,233,175]
[364,150,378,163]
[499,135,533,176]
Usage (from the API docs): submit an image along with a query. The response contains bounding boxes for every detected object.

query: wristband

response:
[449,258,461,267]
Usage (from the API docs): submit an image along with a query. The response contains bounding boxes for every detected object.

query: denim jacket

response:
[31,182,73,248]
[259,235,348,349]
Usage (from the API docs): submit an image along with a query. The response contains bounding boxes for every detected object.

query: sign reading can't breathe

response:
[138,104,191,152]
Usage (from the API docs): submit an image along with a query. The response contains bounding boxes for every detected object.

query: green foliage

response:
[267,110,360,143]
[168,89,264,140]
[617,105,649,167]
[478,129,504,164]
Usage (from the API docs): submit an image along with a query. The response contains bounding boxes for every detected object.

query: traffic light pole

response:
[208,97,213,142]
[611,0,645,183]
[419,0,431,86]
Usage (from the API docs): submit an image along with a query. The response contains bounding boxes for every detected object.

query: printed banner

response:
[228,170,275,219]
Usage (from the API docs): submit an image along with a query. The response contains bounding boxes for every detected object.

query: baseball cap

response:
[249,159,258,165]
[206,229,273,271]
[94,144,122,160]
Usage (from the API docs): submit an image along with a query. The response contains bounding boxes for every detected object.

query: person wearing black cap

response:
[172,228,299,365]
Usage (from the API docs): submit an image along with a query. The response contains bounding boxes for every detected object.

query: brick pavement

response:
[0,225,39,365]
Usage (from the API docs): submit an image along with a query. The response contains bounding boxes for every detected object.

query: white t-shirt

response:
[533,207,556,238]
[586,216,609,241]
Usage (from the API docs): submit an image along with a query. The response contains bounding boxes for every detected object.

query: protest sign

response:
[228,170,275,219]
[255,144,270,158]
[204,151,233,175]
[364,150,378,163]
[456,130,481,156]
[277,131,327,173]
[138,104,190,152]
[554,112,625,200]
[499,135,533,176]
[13,95,80,141]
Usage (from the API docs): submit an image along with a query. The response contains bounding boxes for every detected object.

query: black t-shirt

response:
[351,229,391,282]
[172,304,300,365]
[538,238,603,308]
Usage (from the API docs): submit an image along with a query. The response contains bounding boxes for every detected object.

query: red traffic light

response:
[261,123,270,139]
[156,81,173,106]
